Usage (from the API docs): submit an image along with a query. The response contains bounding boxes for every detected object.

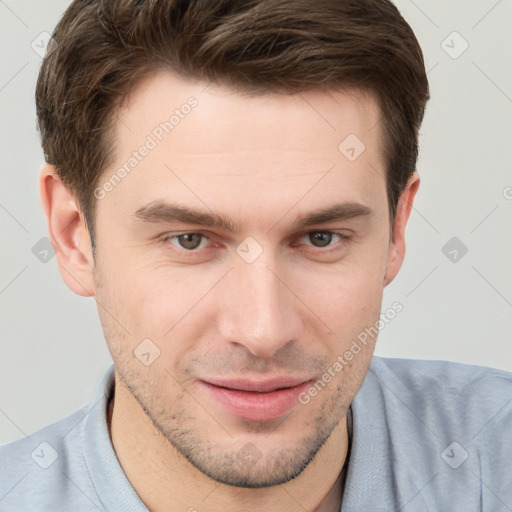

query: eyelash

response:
[160,230,352,254]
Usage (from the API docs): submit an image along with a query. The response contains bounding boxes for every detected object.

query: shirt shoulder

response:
[371,355,511,411]
[351,356,512,510]
[371,355,512,388]
[369,356,512,440]
[0,407,102,511]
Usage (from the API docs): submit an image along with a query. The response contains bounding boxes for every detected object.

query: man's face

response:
[91,72,397,487]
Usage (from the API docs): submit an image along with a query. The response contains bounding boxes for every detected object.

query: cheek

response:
[293,249,387,335]
[94,247,176,349]
[123,272,181,335]
[313,279,383,352]
[113,264,213,363]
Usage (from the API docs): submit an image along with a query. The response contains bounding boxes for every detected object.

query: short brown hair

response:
[36,0,429,249]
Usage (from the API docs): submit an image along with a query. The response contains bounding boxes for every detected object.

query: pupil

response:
[179,233,202,250]
[310,231,332,247]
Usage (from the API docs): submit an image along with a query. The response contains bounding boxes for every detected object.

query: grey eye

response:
[308,231,333,247]
[176,233,204,250]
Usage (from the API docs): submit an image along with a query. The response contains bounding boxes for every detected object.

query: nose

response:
[217,252,304,359]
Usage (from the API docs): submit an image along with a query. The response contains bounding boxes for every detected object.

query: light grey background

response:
[1,0,511,445]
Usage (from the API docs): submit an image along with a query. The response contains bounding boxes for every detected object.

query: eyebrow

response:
[291,202,372,229]
[133,201,372,232]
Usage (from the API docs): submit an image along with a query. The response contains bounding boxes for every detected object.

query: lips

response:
[203,376,310,393]
[199,376,313,422]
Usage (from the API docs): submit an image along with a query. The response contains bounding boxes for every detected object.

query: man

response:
[1,0,510,510]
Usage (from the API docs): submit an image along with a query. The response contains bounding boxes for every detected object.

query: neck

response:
[107,377,349,512]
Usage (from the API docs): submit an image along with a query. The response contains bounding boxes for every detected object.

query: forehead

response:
[115,71,382,154]
[99,71,386,227]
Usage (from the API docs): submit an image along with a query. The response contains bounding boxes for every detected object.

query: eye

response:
[297,230,350,249]
[165,232,211,251]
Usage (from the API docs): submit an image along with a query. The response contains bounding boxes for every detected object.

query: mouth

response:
[199,377,314,422]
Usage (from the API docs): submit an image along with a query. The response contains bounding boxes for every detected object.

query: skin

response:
[40,71,419,511]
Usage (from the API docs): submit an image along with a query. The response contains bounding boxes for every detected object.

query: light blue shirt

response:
[1,357,511,511]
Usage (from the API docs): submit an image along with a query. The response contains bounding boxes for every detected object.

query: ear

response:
[383,172,420,287]
[39,164,95,297]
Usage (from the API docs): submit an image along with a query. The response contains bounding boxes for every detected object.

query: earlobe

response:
[39,164,95,297]
[383,172,420,287]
